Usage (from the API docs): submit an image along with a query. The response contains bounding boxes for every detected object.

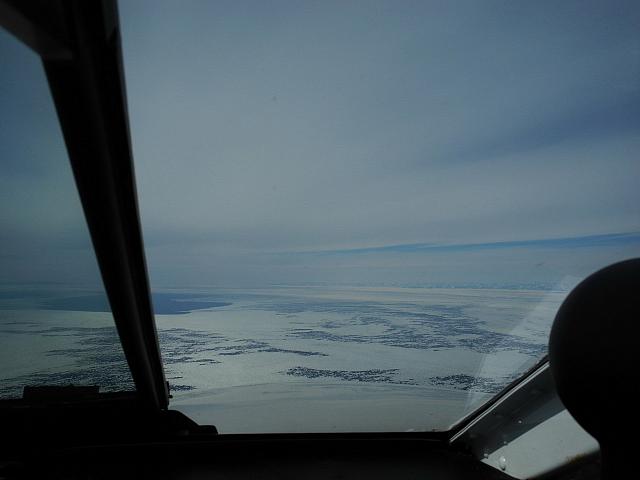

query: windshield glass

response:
[0,28,134,398]
[120,0,640,432]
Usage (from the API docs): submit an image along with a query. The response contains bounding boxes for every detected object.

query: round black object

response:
[549,258,640,448]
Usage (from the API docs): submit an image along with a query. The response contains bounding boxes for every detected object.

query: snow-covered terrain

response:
[0,286,565,432]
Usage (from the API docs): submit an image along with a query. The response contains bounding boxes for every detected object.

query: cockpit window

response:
[120,0,639,432]
[0,28,134,398]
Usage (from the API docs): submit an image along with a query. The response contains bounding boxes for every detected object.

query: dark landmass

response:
[168,384,196,391]
[215,339,328,357]
[284,301,546,357]
[430,374,516,394]
[39,292,231,314]
[285,367,417,385]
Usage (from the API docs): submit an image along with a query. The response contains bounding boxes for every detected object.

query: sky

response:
[0,27,102,288]
[1,1,640,288]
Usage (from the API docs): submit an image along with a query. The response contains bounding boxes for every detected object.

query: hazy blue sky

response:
[119,0,640,287]
[1,1,639,288]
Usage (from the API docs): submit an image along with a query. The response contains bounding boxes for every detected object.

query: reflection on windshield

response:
[0,28,134,398]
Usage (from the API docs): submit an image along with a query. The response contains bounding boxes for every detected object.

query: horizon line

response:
[282,231,640,256]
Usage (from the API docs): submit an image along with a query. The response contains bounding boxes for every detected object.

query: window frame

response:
[0,0,168,410]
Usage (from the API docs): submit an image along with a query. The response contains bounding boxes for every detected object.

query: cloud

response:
[117,1,640,287]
